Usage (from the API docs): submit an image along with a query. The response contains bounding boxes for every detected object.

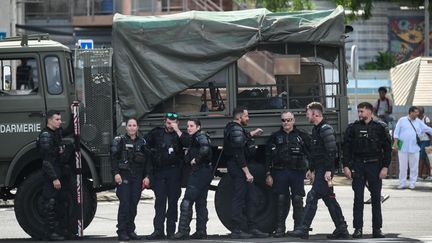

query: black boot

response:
[173,199,192,240]
[44,199,65,241]
[128,232,141,240]
[352,228,362,238]
[291,195,304,231]
[325,196,349,239]
[287,226,309,239]
[146,230,165,240]
[373,229,385,238]
[287,190,317,239]
[249,228,269,238]
[118,231,130,241]
[190,231,207,239]
[230,230,252,239]
[327,227,349,239]
[273,194,289,238]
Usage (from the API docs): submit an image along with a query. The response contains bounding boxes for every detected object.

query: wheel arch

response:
[5,142,100,188]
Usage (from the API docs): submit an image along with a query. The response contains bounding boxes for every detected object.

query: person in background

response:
[393,106,432,189]
[373,87,393,126]
[417,106,432,180]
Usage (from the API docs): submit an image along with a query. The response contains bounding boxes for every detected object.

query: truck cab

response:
[0,36,75,190]
[0,35,98,239]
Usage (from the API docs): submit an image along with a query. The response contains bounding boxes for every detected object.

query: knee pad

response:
[184,185,199,201]
[305,189,317,204]
[47,198,56,210]
[181,199,192,210]
[292,195,303,207]
[277,194,289,204]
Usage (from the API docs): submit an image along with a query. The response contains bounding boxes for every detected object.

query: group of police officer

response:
[38,100,391,241]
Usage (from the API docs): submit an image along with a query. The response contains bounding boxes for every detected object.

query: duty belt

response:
[272,164,293,170]
[354,158,379,163]
[193,163,212,170]
[155,162,178,170]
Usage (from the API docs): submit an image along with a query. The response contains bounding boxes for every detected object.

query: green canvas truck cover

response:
[112,6,345,119]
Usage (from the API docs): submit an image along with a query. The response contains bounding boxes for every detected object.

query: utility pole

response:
[425,0,430,56]
[10,0,16,37]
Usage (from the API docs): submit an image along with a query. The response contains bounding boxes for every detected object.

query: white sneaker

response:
[409,185,416,190]
[425,176,432,181]
[397,185,406,189]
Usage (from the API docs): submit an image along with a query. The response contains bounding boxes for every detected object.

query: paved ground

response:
[1,177,431,242]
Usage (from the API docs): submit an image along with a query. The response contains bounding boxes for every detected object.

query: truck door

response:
[0,55,46,166]
[41,53,73,131]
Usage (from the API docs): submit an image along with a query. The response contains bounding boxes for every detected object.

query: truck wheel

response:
[14,170,97,239]
[214,162,276,233]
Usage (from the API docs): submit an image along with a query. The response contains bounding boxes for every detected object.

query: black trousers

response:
[152,166,182,236]
[182,165,213,232]
[227,160,258,231]
[42,165,75,235]
[352,162,382,230]
[116,170,143,235]
[301,166,346,229]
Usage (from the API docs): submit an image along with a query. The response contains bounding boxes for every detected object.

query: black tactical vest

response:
[351,121,383,159]
[271,129,307,170]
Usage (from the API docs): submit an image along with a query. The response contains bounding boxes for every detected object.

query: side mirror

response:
[2,65,11,91]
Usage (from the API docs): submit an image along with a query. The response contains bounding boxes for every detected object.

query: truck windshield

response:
[0,58,38,96]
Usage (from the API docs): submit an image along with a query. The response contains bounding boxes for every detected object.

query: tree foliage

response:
[362,51,397,70]
[252,0,313,12]
[238,0,430,18]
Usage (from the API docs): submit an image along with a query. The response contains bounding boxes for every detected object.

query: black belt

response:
[193,163,212,169]
[354,158,379,163]
[155,162,178,170]
[272,165,293,170]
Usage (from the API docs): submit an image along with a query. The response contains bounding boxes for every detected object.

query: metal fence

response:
[74,48,113,155]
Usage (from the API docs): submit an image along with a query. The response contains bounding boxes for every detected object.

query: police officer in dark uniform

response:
[174,119,213,240]
[265,111,310,237]
[342,102,391,239]
[146,112,190,240]
[111,117,152,241]
[38,110,74,241]
[290,102,349,239]
[224,107,268,239]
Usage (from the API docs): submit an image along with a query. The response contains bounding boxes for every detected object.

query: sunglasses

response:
[281,118,294,123]
[166,112,178,119]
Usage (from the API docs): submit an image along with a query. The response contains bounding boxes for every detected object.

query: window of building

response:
[0,58,38,96]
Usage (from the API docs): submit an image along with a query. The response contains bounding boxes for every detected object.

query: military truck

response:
[0,7,349,238]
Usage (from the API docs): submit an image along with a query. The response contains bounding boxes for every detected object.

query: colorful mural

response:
[389,17,432,64]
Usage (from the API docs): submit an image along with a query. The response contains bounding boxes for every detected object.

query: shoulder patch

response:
[321,124,330,129]
[114,135,124,142]
[39,131,51,138]
[375,120,388,129]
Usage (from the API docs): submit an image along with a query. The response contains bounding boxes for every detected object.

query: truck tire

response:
[14,170,97,239]
[214,162,276,233]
